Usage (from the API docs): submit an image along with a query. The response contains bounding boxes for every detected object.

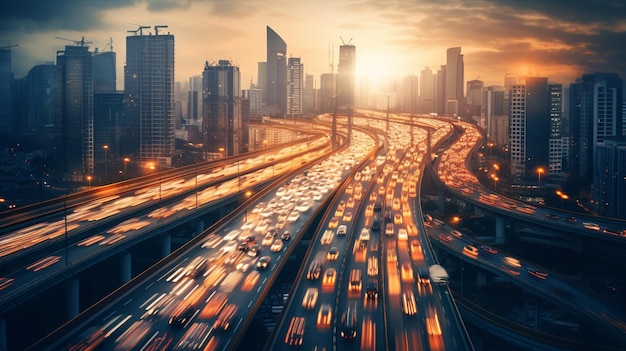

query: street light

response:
[124,157,131,180]
[536,167,545,187]
[103,145,109,182]
[86,175,92,189]
[244,190,252,222]
[492,174,499,191]
[218,147,225,159]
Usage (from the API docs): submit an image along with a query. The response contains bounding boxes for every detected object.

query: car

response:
[480,245,498,254]
[402,291,417,315]
[285,317,305,346]
[316,304,332,329]
[281,231,291,241]
[322,268,337,287]
[367,257,378,276]
[527,267,549,280]
[247,244,260,257]
[262,233,274,246]
[213,304,237,330]
[582,222,600,231]
[394,213,403,225]
[562,216,577,223]
[340,304,358,339]
[343,211,353,222]
[398,228,408,240]
[503,256,521,268]
[271,239,284,252]
[401,263,414,282]
[302,287,319,310]
[328,217,339,228]
[169,304,195,327]
[337,225,347,236]
[327,247,339,260]
[463,245,479,257]
[410,240,421,255]
[256,256,271,270]
[439,233,453,243]
[450,230,462,237]
[545,213,559,220]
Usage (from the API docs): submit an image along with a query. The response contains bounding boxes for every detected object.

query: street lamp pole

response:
[86,175,92,189]
[124,157,130,180]
[103,145,108,183]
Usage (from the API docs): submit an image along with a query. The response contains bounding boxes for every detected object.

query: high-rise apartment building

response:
[548,83,565,177]
[594,137,626,218]
[0,47,13,133]
[203,60,241,158]
[445,47,464,116]
[436,65,446,116]
[419,67,434,114]
[482,85,506,143]
[509,77,550,180]
[303,74,316,115]
[188,75,202,125]
[266,26,287,116]
[337,43,356,112]
[26,63,58,140]
[569,73,623,182]
[319,73,335,113]
[125,26,175,167]
[465,79,483,117]
[57,44,94,179]
[287,57,303,117]
[93,50,116,92]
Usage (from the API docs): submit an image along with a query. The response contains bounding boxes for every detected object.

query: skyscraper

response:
[203,60,241,158]
[125,26,175,167]
[445,47,464,116]
[548,83,565,177]
[26,63,58,140]
[266,26,287,116]
[482,85,506,144]
[594,137,626,218]
[0,47,14,133]
[569,73,623,182]
[57,44,94,179]
[93,50,116,92]
[337,43,356,111]
[287,57,303,117]
[419,67,434,114]
[509,77,550,180]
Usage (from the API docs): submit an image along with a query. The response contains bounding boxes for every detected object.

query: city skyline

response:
[2,0,626,90]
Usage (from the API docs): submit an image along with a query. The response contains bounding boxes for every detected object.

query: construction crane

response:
[127,25,150,36]
[55,36,92,47]
[154,25,168,35]
[0,44,19,51]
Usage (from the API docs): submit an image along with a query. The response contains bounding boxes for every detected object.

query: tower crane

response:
[0,44,19,51]
[127,25,150,36]
[154,25,168,35]
[55,36,92,47]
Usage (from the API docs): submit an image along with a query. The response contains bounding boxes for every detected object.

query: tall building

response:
[482,85,505,143]
[509,77,550,180]
[287,57,303,117]
[465,79,483,117]
[436,65,446,116]
[569,73,623,183]
[125,26,175,167]
[337,43,356,112]
[445,47,464,116]
[93,50,116,92]
[419,67,434,114]
[57,44,94,179]
[594,137,626,218]
[0,47,14,133]
[26,63,58,140]
[188,75,202,125]
[548,83,565,177]
[93,91,124,182]
[266,26,287,116]
[303,74,316,115]
[319,73,335,113]
[203,60,241,158]
[400,75,418,114]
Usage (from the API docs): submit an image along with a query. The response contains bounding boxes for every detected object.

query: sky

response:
[1,0,625,91]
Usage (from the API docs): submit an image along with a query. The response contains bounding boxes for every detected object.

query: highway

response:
[269,115,473,351]
[34,121,379,350]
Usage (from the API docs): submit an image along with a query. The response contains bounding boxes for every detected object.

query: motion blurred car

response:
[256,256,271,270]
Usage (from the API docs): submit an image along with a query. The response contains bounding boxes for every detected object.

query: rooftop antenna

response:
[340,36,353,46]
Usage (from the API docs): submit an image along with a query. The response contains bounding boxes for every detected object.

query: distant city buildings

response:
[337,43,356,112]
[0,47,14,133]
[287,57,303,117]
[56,43,94,179]
[445,47,464,116]
[124,26,176,168]
[265,26,287,116]
[202,60,241,158]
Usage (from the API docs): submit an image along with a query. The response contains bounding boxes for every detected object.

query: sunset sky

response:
[2,0,625,90]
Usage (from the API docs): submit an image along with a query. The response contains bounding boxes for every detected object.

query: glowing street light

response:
[491,174,499,191]
[103,145,109,181]
[218,147,225,158]
[86,175,92,189]
[536,167,545,187]
[124,158,131,180]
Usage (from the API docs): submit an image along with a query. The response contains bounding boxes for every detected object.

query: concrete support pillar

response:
[0,317,7,351]
[194,219,204,237]
[161,234,171,257]
[120,251,131,284]
[476,271,487,287]
[495,216,505,244]
[67,278,79,319]
[438,190,446,213]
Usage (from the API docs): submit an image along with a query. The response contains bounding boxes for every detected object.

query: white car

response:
[270,239,283,252]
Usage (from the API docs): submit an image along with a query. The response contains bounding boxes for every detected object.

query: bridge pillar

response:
[495,216,505,244]
[194,219,204,236]
[438,190,446,213]
[476,271,487,286]
[120,251,131,284]
[161,234,171,257]
[66,278,79,319]
[0,317,6,351]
